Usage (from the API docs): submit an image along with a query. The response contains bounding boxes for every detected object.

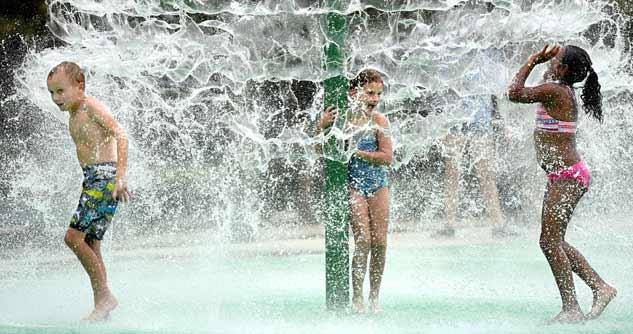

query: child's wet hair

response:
[350,69,384,90]
[561,45,603,122]
[48,61,85,87]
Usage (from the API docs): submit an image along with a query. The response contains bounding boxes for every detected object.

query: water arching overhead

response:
[6,0,633,240]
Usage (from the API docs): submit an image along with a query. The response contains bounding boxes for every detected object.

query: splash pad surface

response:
[1,219,630,334]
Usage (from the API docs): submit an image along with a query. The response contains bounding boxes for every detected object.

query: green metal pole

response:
[323,0,349,311]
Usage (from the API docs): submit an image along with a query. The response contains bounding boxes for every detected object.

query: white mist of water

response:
[6,0,633,241]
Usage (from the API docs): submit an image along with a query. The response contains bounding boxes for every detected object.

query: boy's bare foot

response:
[352,298,365,314]
[546,309,585,324]
[587,284,617,320]
[83,294,118,322]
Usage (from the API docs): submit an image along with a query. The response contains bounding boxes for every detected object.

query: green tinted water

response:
[1,227,630,334]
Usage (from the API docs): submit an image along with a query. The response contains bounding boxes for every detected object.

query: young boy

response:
[47,61,130,321]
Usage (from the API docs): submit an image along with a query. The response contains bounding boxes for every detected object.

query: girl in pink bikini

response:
[508,44,617,323]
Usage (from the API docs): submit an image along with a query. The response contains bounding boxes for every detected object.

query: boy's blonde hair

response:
[48,61,85,88]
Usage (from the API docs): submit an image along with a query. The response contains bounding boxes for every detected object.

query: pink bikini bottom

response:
[547,160,591,190]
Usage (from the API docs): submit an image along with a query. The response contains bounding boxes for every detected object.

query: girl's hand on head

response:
[528,44,561,65]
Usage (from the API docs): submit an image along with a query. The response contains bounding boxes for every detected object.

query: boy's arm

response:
[88,100,130,202]
[354,113,393,166]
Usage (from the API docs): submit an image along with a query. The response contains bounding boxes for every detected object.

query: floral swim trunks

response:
[69,162,118,240]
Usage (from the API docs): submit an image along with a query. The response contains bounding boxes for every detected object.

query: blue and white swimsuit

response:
[348,131,388,197]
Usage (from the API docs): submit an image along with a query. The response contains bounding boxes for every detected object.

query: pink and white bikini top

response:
[535,86,577,134]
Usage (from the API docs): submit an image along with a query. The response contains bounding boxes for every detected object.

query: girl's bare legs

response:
[540,180,584,322]
[350,190,371,313]
[541,179,616,322]
[554,195,617,320]
[561,241,617,319]
[367,187,389,313]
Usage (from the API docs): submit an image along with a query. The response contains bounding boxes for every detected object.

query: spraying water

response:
[7,0,632,236]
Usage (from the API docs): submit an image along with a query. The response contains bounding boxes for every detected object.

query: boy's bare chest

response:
[69,113,103,145]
